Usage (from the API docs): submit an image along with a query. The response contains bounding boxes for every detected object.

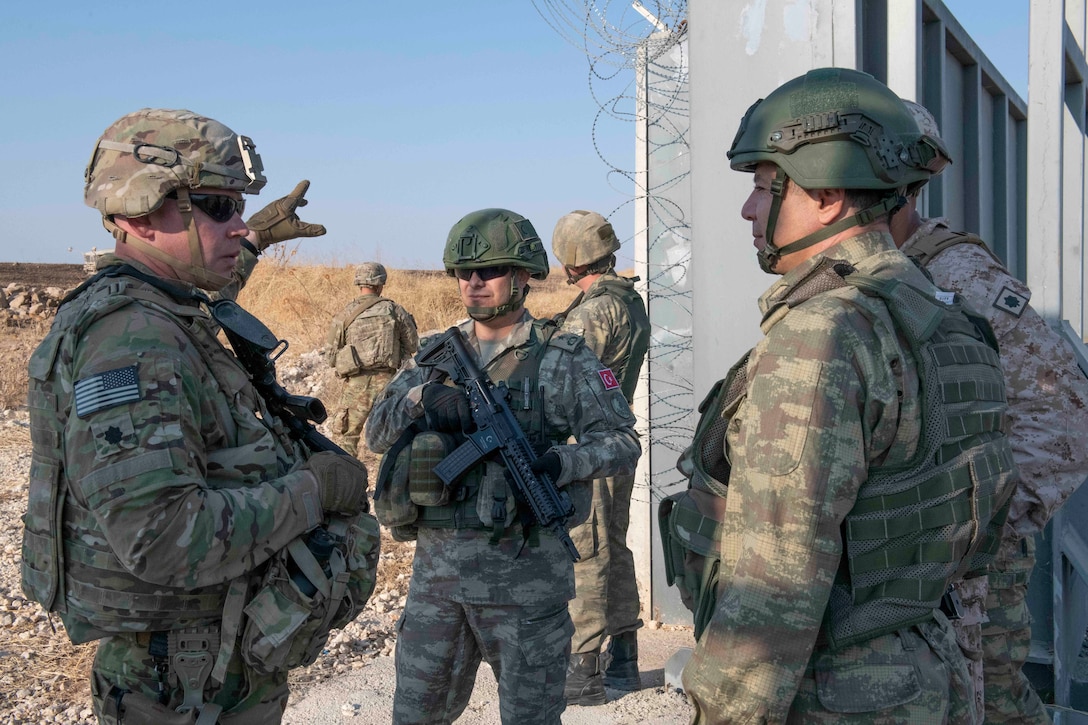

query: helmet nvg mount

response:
[551,210,621,285]
[443,208,549,320]
[728,67,944,273]
[354,262,388,287]
[84,108,267,291]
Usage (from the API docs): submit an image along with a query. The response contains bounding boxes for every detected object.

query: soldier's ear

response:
[113,214,157,242]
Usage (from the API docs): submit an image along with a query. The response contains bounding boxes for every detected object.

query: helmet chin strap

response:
[465,275,528,321]
[105,187,233,291]
[757,168,905,274]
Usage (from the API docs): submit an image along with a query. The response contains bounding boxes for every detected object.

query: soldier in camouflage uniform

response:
[550,210,650,704]
[326,261,419,457]
[21,109,379,724]
[891,100,1088,725]
[680,69,1019,723]
[364,208,640,725]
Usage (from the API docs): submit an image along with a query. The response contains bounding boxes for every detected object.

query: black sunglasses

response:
[168,191,245,223]
[454,265,511,282]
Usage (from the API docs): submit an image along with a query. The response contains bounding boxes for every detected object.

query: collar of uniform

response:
[463,309,536,363]
[96,255,206,304]
[898,216,951,256]
[758,230,898,318]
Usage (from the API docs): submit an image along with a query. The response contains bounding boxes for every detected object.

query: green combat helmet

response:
[551,210,621,285]
[354,262,388,287]
[443,208,549,320]
[728,67,946,273]
[84,108,267,291]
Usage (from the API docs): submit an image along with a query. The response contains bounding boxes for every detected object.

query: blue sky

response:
[0,1,1027,268]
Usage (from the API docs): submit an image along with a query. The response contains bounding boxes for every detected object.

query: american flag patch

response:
[598,368,620,390]
[75,365,141,418]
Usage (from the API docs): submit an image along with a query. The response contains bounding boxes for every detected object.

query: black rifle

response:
[416,327,580,561]
[210,299,346,456]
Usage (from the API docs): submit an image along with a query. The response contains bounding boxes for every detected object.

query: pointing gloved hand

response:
[302,451,369,515]
[422,383,474,433]
[530,451,563,483]
[245,179,327,251]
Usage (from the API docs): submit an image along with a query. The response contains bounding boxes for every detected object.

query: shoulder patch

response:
[598,368,620,390]
[75,365,141,418]
[992,285,1029,318]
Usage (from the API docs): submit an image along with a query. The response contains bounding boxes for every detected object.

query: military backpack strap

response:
[906,228,1000,268]
[327,295,387,350]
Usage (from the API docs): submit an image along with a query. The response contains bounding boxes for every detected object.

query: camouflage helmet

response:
[443,208,549,281]
[902,99,952,194]
[728,68,944,191]
[551,210,621,267]
[83,109,267,292]
[84,108,267,218]
[354,262,388,286]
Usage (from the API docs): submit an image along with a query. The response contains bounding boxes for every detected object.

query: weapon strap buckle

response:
[168,626,221,715]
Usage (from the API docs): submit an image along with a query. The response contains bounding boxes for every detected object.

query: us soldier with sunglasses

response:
[21,109,376,724]
[364,208,640,725]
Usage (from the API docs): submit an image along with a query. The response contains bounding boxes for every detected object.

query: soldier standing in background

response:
[326,261,419,458]
[892,100,1088,724]
[365,208,640,725]
[550,210,650,705]
[681,68,1018,723]
[21,108,378,724]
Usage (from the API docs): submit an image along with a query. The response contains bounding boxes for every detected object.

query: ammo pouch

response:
[373,429,465,530]
[239,512,380,675]
[659,487,727,639]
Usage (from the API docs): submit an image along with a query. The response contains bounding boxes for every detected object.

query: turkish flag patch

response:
[598,368,620,390]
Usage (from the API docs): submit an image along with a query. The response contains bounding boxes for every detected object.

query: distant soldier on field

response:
[551,210,650,705]
[326,261,419,458]
[892,100,1088,725]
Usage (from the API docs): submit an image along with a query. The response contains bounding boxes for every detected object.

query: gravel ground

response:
[0,401,695,724]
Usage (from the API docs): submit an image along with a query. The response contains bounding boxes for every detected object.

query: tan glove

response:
[302,451,369,515]
[245,179,327,250]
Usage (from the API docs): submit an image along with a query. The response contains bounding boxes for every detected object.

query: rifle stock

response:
[417,327,581,561]
[210,299,347,456]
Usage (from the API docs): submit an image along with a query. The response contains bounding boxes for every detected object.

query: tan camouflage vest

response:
[325,295,399,376]
[662,260,1018,647]
[22,268,299,642]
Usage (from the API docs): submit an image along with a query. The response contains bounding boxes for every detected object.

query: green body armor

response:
[660,268,1017,647]
[378,320,581,540]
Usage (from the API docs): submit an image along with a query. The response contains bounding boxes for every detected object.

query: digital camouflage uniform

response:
[556,270,650,657]
[364,312,640,725]
[681,231,1016,724]
[902,217,1088,724]
[327,289,418,458]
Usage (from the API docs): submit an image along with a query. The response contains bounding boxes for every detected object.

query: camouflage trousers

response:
[331,371,393,458]
[981,535,1051,724]
[393,591,574,725]
[568,472,642,654]
[949,574,990,724]
[781,614,975,724]
[90,632,289,724]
